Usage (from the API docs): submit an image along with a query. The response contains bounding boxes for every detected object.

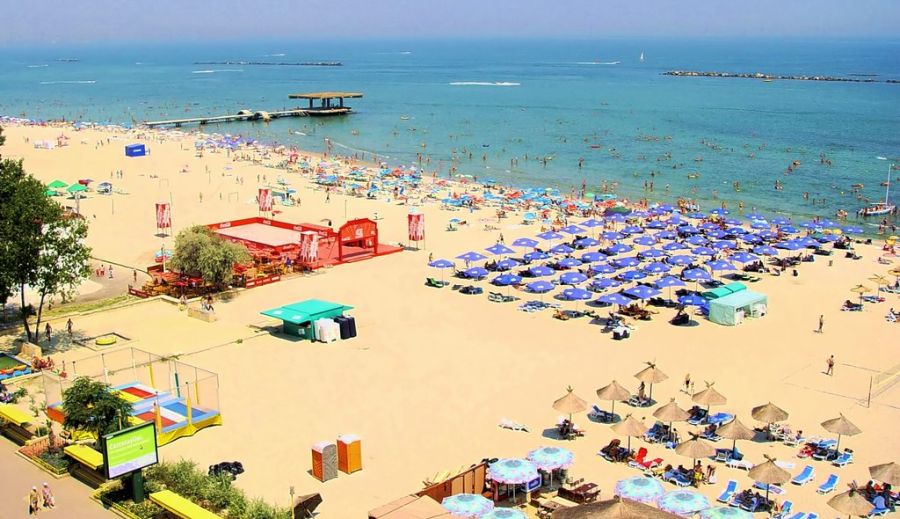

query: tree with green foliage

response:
[62,377,133,441]
[170,225,250,289]
[30,216,92,337]
[0,126,6,147]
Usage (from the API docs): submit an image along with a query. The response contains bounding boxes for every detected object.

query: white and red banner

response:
[408,213,425,242]
[299,231,319,264]
[155,203,171,230]
[258,188,273,213]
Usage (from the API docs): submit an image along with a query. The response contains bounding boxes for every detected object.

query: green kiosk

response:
[260,299,353,340]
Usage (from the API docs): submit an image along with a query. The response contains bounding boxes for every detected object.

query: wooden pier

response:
[143,91,362,128]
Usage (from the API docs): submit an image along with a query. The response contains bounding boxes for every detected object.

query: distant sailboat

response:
[639,51,645,62]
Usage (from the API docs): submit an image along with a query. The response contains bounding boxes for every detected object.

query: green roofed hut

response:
[708,290,767,326]
[260,299,353,340]
[702,281,746,300]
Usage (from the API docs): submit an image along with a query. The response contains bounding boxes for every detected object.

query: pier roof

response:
[288,91,363,99]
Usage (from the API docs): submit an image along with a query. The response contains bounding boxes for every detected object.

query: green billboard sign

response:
[102,422,158,479]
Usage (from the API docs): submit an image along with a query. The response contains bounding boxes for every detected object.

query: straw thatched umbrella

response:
[612,414,649,454]
[717,416,755,455]
[748,455,791,504]
[870,274,890,295]
[554,386,589,421]
[828,487,877,519]
[850,284,871,305]
[870,462,900,485]
[634,361,668,404]
[653,398,690,443]
[675,434,716,468]
[691,381,727,413]
[821,414,862,453]
[552,496,682,519]
[596,380,631,419]
[751,401,789,436]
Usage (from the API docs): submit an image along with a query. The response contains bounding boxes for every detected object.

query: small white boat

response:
[639,51,645,62]
[858,159,896,217]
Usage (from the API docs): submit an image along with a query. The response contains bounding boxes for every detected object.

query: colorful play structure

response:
[0,351,32,381]
[42,347,221,446]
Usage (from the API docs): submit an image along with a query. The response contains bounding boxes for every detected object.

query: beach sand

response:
[2,123,898,517]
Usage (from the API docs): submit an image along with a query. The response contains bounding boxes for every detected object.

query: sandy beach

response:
[1,121,898,517]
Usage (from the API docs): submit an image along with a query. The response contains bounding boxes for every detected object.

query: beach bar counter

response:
[260,299,354,340]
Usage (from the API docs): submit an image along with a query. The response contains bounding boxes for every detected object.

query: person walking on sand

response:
[29,486,39,515]
[108,265,114,279]
[44,323,52,343]
[826,355,835,376]
[817,314,824,333]
[66,318,73,337]
[683,373,691,393]
[41,482,54,509]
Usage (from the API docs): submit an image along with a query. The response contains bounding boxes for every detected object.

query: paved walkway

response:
[0,440,117,519]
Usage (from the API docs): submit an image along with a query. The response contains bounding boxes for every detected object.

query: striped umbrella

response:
[442,494,494,517]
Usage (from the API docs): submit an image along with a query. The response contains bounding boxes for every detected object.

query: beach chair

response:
[588,405,615,423]
[805,514,818,519]
[726,459,754,471]
[425,277,446,288]
[627,447,648,469]
[498,418,529,432]
[832,451,853,467]
[816,474,838,494]
[791,465,815,485]
[701,430,722,442]
[753,481,786,496]
[773,500,793,518]
[869,505,890,516]
[717,480,738,503]
[783,513,805,519]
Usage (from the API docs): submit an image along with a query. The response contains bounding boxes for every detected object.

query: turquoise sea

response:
[1,38,898,223]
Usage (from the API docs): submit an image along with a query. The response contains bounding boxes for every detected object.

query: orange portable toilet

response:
[311,441,337,482]
[337,434,362,474]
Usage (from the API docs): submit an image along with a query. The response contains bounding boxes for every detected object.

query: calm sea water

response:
[1,38,898,223]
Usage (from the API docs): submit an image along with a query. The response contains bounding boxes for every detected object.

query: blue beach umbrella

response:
[685,235,707,245]
[706,259,736,272]
[574,237,600,248]
[581,218,604,228]
[457,251,488,264]
[656,276,686,289]
[668,255,695,266]
[550,244,575,255]
[621,225,644,235]
[488,459,539,489]
[527,446,575,485]
[591,264,618,274]
[613,256,641,268]
[464,267,489,279]
[771,216,791,225]
[706,229,728,239]
[625,285,661,300]
[692,246,716,257]
[512,237,539,248]
[723,217,742,226]
[526,280,555,294]
[590,277,621,291]
[655,230,677,240]
[711,240,737,250]
[633,235,657,246]
[602,231,624,241]
[561,224,586,235]
[563,287,595,305]
[580,251,606,263]
[730,252,759,264]
[842,226,864,234]
[752,245,778,256]
[606,243,633,255]
[529,265,554,277]
[662,242,688,251]
[685,212,706,219]
[646,220,666,229]
[598,292,632,306]
[619,269,648,281]
[778,225,799,234]
[496,258,521,271]
[481,509,527,519]
[683,268,712,282]
[537,231,564,241]
[492,274,522,286]
[640,248,667,258]
[560,272,588,285]
[558,257,583,269]
[775,240,802,251]
[429,259,454,269]
[700,507,753,519]
[643,261,671,274]
[606,213,627,223]
[614,476,666,504]
[726,227,747,235]
[486,243,516,256]
[679,294,707,306]
[750,221,770,230]
[441,494,494,518]
[740,234,763,244]
[524,251,549,262]
[658,490,711,516]
[709,208,729,216]
[757,230,778,240]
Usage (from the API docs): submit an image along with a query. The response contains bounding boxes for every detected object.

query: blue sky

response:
[3,0,899,45]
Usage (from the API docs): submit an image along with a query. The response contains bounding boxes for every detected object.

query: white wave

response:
[576,61,620,65]
[265,53,286,57]
[191,69,243,74]
[449,81,520,87]
[27,64,49,68]
[39,80,96,85]
[400,51,412,55]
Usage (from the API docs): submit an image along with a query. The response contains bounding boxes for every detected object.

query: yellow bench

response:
[149,490,221,519]
[64,444,104,470]
[0,403,33,426]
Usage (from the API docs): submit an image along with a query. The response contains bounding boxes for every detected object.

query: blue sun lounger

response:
[816,474,838,494]
[773,501,793,518]
[791,465,815,485]
[832,451,853,467]
[806,513,819,519]
[783,513,805,519]
[717,480,738,503]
